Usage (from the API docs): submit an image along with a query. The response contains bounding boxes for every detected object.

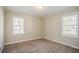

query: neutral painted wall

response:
[5,11,43,44]
[0,7,4,52]
[44,7,79,49]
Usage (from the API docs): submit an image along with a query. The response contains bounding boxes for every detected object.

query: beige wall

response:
[44,7,79,49]
[5,11,43,44]
[0,7,4,52]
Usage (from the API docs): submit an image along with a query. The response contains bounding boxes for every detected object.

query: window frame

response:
[61,13,79,38]
[13,16,24,35]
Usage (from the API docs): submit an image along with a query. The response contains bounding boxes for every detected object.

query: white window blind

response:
[62,14,78,37]
[13,17,24,35]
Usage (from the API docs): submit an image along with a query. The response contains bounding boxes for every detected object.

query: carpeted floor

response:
[2,39,79,53]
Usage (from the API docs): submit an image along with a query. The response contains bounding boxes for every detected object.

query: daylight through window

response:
[13,17,24,35]
[62,14,78,37]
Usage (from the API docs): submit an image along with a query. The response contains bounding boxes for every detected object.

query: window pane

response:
[62,14,78,37]
[62,26,76,31]
[13,17,24,35]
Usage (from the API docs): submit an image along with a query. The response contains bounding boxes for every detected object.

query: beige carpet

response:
[2,39,79,53]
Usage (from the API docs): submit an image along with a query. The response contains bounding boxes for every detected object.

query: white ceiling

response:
[4,6,76,16]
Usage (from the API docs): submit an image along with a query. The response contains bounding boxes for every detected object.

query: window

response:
[62,14,78,37]
[13,17,24,35]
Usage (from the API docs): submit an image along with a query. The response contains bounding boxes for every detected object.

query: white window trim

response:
[13,16,24,35]
[61,13,79,38]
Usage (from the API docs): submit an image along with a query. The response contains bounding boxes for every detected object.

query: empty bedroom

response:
[0,6,79,53]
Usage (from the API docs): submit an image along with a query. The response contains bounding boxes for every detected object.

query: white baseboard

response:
[4,36,79,50]
[5,37,42,45]
[44,37,79,49]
